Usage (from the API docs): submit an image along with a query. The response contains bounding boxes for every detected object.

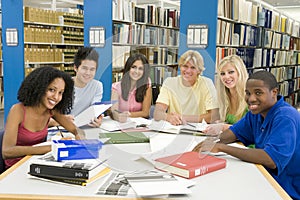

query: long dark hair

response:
[121,53,150,102]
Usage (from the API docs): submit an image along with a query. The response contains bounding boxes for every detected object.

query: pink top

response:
[5,105,49,169]
[112,79,151,112]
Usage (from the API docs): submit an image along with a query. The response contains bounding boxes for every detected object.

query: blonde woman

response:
[205,55,248,134]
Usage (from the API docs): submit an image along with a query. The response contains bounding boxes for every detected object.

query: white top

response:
[71,79,103,116]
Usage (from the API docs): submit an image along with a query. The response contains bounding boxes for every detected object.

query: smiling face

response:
[219,63,239,89]
[245,79,278,118]
[180,59,201,86]
[74,59,97,87]
[129,60,144,81]
[42,78,65,110]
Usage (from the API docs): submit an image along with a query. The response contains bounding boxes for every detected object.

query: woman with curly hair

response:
[2,66,85,169]
[110,53,152,122]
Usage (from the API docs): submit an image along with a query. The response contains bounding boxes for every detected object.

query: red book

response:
[154,151,226,179]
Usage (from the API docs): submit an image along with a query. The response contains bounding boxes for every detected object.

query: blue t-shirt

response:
[230,96,300,200]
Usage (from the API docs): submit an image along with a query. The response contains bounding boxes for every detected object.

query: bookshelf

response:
[1,1,85,120]
[111,0,180,103]
[23,6,84,76]
[216,0,300,106]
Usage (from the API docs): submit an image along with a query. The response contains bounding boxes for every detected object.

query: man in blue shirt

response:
[193,71,300,199]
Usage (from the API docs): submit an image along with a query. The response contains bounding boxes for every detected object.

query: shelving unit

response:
[216,0,300,106]
[111,0,180,103]
[1,1,85,120]
[23,6,84,76]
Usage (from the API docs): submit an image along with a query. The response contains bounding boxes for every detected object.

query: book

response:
[148,120,208,134]
[154,151,226,179]
[99,132,149,144]
[29,166,111,186]
[100,117,137,132]
[51,139,103,161]
[29,153,108,180]
[74,103,112,127]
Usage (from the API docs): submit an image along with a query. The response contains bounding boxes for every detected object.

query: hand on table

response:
[203,123,224,136]
[192,137,220,153]
[167,112,183,126]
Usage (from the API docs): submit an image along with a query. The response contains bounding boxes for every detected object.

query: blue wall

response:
[84,0,112,101]
[2,1,25,121]
[178,0,218,80]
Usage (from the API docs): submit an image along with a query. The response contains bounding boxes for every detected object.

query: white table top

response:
[0,127,291,200]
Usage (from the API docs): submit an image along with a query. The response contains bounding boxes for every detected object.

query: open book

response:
[74,103,112,127]
[100,116,152,132]
[148,119,208,134]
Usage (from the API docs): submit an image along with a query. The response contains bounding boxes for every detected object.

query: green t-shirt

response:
[225,108,248,125]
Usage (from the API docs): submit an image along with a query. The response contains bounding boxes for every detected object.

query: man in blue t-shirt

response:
[193,70,300,200]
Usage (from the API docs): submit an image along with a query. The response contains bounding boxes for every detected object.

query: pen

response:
[114,109,122,113]
[186,123,197,128]
[56,126,64,138]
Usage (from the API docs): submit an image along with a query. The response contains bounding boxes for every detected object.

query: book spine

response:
[30,164,90,179]
[30,173,87,186]
[189,161,226,178]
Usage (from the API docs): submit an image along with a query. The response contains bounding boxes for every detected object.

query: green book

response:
[99,132,149,144]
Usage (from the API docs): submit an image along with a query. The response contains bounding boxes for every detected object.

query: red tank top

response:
[5,105,50,168]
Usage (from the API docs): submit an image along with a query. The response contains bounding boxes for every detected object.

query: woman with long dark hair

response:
[111,53,152,122]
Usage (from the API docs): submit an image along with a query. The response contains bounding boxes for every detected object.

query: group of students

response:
[1,47,299,199]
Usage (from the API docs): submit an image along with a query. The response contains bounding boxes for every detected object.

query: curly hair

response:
[121,53,150,102]
[215,55,248,122]
[17,66,74,114]
[74,47,99,69]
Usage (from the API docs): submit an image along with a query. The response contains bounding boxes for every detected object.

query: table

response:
[0,127,292,200]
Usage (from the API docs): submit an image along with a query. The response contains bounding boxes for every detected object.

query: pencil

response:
[56,126,64,138]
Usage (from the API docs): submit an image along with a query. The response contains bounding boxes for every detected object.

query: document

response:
[100,116,137,132]
[74,103,112,127]
[125,170,192,196]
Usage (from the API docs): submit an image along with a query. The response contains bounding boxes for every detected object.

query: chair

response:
[0,129,5,173]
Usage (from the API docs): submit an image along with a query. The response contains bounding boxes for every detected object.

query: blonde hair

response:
[215,55,248,122]
[178,50,205,74]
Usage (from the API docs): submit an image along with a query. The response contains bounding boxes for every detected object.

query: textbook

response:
[51,139,103,161]
[29,166,111,186]
[148,120,208,134]
[99,132,149,144]
[74,103,112,127]
[29,153,108,180]
[154,151,226,179]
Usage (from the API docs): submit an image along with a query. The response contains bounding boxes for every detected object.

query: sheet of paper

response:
[148,120,180,134]
[125,171,191,196]
[100,117,137,132]
[74,104,112,127]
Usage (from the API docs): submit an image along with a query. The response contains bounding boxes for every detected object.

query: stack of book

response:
[28,153,110,186]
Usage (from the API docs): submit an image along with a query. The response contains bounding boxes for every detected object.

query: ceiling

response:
[263,0,300,7]
[22,0,300,20]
